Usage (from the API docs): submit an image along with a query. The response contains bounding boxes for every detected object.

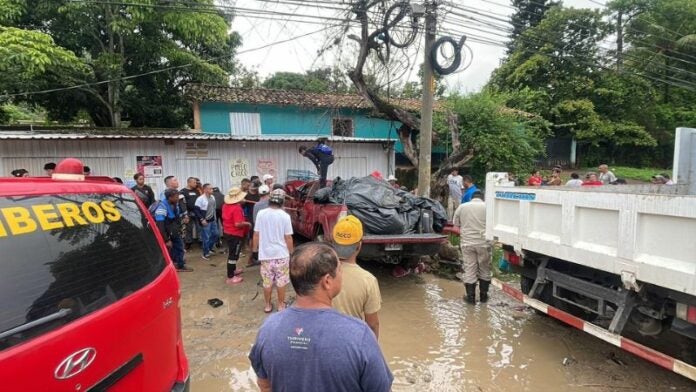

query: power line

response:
[440,6,696,91]
[442,23,696,91]
[444,2,696,81]
[1,25,340,99]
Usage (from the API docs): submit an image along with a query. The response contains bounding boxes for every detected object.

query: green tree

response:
[507,0,558,54]
[8,0,238,127]
[490,6,658,163]
[609,0,696,103]
[0,1,87,121]
[439,92,549,181]
[262,67,349,93]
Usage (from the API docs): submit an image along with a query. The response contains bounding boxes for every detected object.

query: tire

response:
[520,275,534,294]
[430,36,462,75]
[521,275,550,316]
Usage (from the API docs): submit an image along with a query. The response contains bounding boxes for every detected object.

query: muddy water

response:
[179,250,693,391]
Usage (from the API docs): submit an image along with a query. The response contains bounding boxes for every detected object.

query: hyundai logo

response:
[54,348,97,380]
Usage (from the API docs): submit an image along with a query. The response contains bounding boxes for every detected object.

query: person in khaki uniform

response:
[331,215,382,339]
[452,190,490,304]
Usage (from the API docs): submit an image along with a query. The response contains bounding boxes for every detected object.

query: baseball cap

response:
[262,174,274,182]
[332,215,363,259]
[259,184,270,195]
[269,188,285,205]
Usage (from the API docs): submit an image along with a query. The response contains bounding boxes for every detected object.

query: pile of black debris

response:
[313,175,447,235]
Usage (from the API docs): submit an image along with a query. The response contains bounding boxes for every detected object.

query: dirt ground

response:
[178,247,694,391]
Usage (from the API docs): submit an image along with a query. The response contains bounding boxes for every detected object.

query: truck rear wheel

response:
[521,276,550,315]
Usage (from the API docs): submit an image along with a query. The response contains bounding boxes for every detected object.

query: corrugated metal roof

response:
[0,131,394,143]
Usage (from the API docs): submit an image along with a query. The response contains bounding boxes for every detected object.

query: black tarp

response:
[315,175,447,235]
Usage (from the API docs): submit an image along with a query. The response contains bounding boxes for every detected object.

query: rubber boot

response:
[464,283,477,304]
[479,279,491,303]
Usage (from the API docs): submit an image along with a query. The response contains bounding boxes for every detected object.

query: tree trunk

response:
[105,4,122,127]
[616,11,623,71]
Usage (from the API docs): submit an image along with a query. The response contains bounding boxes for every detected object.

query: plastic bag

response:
[326,175,447,234]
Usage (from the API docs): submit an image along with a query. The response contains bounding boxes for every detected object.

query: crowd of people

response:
[10,162,91,178]
[151,168,394,389]
[524,164,673,187]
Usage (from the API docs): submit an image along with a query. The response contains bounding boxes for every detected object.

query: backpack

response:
[148,200,161,218]
[317,143,333,156]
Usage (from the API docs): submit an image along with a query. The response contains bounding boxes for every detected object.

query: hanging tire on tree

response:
[430,35,467,75]
[382,2,419,49]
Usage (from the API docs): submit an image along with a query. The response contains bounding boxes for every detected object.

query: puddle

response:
[179,249,693,391]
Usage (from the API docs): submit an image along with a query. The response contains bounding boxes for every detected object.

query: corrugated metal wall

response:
[0,139,393,196]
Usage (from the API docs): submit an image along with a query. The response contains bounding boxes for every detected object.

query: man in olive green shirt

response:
[331,215,382,339]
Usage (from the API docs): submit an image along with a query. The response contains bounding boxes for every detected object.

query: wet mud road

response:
[179,249,693,391]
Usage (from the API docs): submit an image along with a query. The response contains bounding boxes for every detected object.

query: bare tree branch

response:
[446,110,460,153]
[347,0,471,198]
[348,1,422,166]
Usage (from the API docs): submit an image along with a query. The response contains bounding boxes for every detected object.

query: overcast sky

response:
[233,0,605,93]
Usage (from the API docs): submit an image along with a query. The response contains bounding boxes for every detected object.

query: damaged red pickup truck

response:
[283,179,447,265]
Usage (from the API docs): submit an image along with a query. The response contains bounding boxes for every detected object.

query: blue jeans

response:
[169,235,185,268]
[200,220,220,256]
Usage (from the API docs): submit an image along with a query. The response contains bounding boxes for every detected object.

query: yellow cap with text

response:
[332,215,363,246]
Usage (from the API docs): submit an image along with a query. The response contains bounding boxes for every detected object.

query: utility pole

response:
[417,0,436,197]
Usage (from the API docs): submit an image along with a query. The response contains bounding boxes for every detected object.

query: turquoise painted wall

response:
[200,102,403,150]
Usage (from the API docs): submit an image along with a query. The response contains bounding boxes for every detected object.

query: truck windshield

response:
[0,193,166,351]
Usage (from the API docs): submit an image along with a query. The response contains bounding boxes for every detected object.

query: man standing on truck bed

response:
[156,189,193,272]
[453,190,490,304]
[299,138,335,188]
[331,216,382,339]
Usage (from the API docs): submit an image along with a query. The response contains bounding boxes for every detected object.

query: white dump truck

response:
[486,127,696,381]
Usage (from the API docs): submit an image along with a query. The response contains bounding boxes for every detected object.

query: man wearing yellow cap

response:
[331,215,382,339]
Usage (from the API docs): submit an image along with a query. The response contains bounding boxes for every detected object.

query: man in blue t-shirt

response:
[461,175,479,204]
[249,242,393,392]
[299,139,335,189]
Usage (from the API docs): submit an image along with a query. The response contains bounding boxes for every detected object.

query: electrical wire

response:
[441,2,696,84]
[1,25,342,99]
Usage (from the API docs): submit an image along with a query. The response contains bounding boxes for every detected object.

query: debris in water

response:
[207,298,223,308]
[606,352,626,366]
[562,357,576,366]
[392,265,411,278]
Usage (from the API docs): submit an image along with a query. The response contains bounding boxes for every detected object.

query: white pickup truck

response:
[486,128,696,376]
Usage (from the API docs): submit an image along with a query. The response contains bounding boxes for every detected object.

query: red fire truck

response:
[0,158,189,391]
